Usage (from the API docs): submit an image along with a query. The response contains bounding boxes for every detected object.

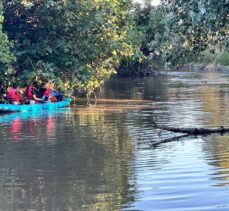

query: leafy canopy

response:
[0,0,15,83]
[2,0,135,94]
[129,0,229,67]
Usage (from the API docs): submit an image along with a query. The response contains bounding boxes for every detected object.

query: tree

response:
[0,0,15,85]
[153,0,229,65]
[118,3,166,76]
[2,0,135,95]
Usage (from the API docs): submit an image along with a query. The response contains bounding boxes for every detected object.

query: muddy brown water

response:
[0,71,229,210]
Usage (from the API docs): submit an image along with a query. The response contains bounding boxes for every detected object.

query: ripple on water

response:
[125,137,229,210]
[1,72,229,210]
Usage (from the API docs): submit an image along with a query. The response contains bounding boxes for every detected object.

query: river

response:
[0,71,229,210]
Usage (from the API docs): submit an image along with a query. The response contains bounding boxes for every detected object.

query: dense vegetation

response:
[0,0,136,96]
[0,1,15,86]
[0,0,229,96]
[129,0,229,69]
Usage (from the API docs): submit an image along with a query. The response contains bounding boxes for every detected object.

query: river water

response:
[1,71,229,210]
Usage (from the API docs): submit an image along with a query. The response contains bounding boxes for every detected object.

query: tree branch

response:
[152,133,190,148]
[151,124,229,147]
[155,125,229,135]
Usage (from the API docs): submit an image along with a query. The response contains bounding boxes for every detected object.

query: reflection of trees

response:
[99,77,168,101]
[166,72,229,127]
[197,85,229,126]
[0,108,135,210]
[202,135,229,187]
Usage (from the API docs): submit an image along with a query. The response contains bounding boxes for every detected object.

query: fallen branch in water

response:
[155,125,229,135]
[152,134,190,148]
[152,123,229,147]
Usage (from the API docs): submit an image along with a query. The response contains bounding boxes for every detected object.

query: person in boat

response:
[42,81,62,102]
[0,84,7,103]
[7,83,22,104]
[24,83,42,104]
[50,89,63,101]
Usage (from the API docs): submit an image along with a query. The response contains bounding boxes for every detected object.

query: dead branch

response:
[155,125,229,135]
[152,134,190,148]
[151,124,229,147]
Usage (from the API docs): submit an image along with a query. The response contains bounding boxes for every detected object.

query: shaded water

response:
[1,71,229,210]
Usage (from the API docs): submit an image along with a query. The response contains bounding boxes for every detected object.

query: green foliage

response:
[155,0,229,65]
[2,0,135,95]
[197,51,216,64]
[0,0,15,84]
[216,52,229,66]
[2,0,229,89]
[118,3,166,75]
[128,0,229,68]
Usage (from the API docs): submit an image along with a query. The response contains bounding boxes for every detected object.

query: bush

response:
[198,51,216,64]
[216,52,229,66]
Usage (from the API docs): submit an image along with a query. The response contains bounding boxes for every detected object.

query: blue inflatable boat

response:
[0,98,72,112]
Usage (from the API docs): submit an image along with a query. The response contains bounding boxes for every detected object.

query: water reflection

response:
[202,134,229,187]
[46,116,57,138]
[0,108,135,210]
[2,71,229,210]
[10,118,22,142]
[100,77,168,101]
[100,72,229,210]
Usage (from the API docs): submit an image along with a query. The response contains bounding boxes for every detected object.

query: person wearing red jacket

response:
[42,81,59,102]
[24,83,42,104]
[7,83,22,104]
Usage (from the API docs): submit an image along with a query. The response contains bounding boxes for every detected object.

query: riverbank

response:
[174,63,229,72]
[117,63,229,77]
